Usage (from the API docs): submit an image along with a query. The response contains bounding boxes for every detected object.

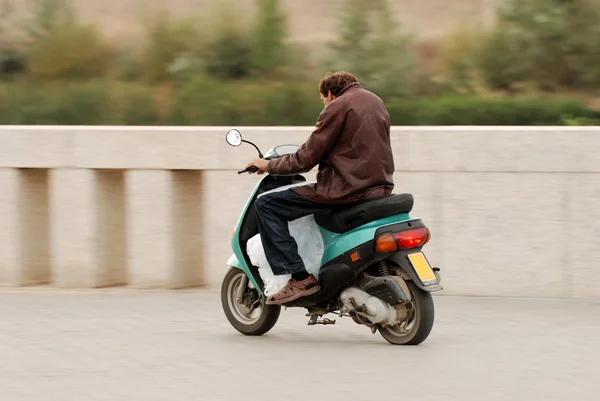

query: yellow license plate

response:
[407,252,437,284]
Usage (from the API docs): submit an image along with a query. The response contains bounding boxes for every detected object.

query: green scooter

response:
[221,129,443,345]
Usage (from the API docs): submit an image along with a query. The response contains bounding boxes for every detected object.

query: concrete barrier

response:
[1,125,599,299]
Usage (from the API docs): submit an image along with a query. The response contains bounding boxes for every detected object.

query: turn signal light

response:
[375,233,398,252]
[394,227,430,249]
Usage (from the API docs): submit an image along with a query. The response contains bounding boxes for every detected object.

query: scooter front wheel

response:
[221,267,281,336]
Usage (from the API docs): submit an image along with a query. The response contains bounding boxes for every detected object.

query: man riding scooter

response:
[244,71,396,305]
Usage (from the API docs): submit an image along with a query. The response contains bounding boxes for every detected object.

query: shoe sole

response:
[265,284,321,305]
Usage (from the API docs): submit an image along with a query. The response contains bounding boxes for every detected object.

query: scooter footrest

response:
[307,316,336,326]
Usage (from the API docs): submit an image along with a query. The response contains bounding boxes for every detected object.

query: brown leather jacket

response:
[267,82,395,205]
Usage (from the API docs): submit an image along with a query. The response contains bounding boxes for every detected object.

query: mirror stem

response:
[242,140,264,158]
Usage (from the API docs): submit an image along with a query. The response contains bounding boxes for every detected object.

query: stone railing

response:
[1,126,598,299]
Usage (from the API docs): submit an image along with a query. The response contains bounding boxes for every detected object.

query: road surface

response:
[1,289,599,400]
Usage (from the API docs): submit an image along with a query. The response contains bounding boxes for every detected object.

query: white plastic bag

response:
[246,234,290,297]
[246,214,324,297]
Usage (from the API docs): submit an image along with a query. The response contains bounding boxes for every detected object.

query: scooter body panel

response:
[230,175,270,292]
[318,212,417,266]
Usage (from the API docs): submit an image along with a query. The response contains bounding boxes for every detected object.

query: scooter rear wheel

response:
[221,267,281,336]
[378,281,435,345]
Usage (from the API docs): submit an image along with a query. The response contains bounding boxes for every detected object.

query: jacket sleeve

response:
[267,101,346,175]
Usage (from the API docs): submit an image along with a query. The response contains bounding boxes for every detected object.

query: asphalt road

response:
[1,289,599,401]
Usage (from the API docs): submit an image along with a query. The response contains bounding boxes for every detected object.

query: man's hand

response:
[246,158,269,175]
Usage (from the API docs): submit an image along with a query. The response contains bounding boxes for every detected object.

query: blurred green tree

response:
[138,10,201,83]
[202,7,253,80]
[480,0,600,91]
[168,3,254,81]
[325,0,417,100]
[28,23,111,80]
[0,0,27,77]
[23,0,76,40]
[251,0,288,76]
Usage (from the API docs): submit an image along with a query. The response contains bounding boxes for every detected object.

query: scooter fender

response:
[227,254,242,269]
[387,251,443,293]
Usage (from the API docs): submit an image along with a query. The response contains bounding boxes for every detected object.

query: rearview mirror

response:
[226,129,243,147]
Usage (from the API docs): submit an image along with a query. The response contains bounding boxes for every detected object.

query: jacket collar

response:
[336,82,362,97]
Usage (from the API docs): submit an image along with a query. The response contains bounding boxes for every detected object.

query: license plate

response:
[407,252,437,284]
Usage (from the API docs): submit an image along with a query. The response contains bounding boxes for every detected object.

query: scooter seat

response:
[314,193,414,234]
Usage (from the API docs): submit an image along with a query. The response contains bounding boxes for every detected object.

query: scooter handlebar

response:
[237,154,280,174]
[237,166,260,174]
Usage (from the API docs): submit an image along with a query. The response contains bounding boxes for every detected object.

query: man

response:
[245,71,395,305]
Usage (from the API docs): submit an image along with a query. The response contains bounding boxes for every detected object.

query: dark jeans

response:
[254,189,330,276]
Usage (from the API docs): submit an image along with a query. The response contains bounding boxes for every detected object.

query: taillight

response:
[375,227,430,252]
[394,227,430,249]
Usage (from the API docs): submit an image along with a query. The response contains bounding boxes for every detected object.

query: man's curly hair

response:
[319,71,359,97]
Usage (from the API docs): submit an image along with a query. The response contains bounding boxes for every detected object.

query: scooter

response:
[221,129,443,345]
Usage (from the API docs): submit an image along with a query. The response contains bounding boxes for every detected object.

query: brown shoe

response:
[265,275,321,305]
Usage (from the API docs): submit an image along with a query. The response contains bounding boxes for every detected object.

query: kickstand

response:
[307,315,336,326]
